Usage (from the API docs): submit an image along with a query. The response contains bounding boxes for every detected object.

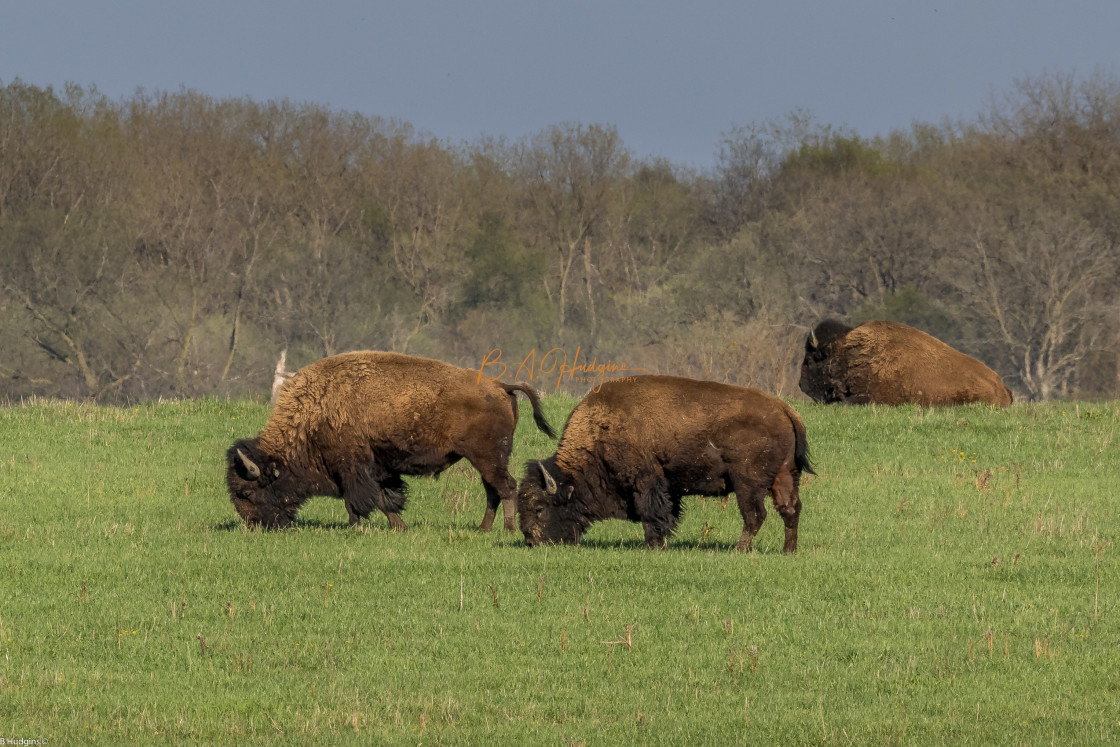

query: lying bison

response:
[518,376,813,553]
[799,320,1013,407]
[226,351,555,530]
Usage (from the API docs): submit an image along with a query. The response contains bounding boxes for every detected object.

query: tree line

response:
[1,72,1118,402]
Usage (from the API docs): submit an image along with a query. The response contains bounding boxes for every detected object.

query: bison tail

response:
[790,409,815,476]
[500,382,557,439]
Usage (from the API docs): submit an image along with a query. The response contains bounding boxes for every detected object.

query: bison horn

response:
[808,329,819,350]
[539,462,558,495]
[236,448,261,480]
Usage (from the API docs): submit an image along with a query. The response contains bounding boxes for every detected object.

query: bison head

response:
[799,319,853,403]
[517,459,586,547]
[225,438,301,529]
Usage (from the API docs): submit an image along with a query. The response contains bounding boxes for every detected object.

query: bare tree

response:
[4,75,1120,402]
[515,124,630,339]
[0,83,160,398]
[942,209,1117,399]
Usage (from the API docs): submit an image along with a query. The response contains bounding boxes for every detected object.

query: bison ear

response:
[236,448,262,481]
[538,462,558,496]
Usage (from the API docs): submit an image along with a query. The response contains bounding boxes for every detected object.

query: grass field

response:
[0,394,1116,744]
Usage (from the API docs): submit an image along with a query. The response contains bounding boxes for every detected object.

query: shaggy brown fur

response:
[800,320,1013,407]
[518,375,813,553]
[226,351,555,530]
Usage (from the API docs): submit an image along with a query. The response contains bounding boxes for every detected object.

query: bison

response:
[799,319,1013,407]
[226,351,555,530]
[517,375,813,553]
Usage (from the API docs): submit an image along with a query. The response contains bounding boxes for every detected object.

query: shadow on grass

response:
[531,536,764,553]
[213,516,761,552]
[212,516,507,534]
[212,517,351,532]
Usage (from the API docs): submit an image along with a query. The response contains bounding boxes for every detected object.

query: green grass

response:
[0,396,1117,744]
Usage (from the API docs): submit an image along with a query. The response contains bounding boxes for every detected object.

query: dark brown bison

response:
[517,375,813,553]
[799,320,1013,407]
[226,351,555,530]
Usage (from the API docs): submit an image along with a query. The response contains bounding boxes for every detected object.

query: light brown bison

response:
[518,375,813,553]
[226,351,555,530]
[799,320,1013,407]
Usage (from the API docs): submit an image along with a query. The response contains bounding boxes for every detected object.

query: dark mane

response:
[809,319,853,351]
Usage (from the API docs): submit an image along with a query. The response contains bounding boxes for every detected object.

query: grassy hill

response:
[0,396,1116,743]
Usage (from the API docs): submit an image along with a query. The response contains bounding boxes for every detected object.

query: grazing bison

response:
[799,320,1013,407]
[518,376,813,553]
[226,351,555,530]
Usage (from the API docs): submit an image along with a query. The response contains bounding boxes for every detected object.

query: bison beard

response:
[517,375,813,553]
[225,351,555,531]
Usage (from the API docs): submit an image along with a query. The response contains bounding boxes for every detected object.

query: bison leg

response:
[498,476,518,532]
[342,500,404,530]
[779,506,800,554]
[475,473,518,532]
[345,503,363,527]
[635,476,673,549]
[476,478,499,533]
[729,472,768,552]
[342,467,410,531]
[343,503,407,530]
[379,475,409,531]
[476,479,514,533]
[463,448,519,533]
[341,480,375,529]
[769,464,801,554]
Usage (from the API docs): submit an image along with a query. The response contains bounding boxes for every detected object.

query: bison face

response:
[517,459,585,547]
[798,349,831,403]
[225,439,300,529]
[799,320,853,403]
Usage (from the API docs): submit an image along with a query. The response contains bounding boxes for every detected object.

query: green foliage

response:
[1,398,1117,742]
[357,200,394,251]
[667,240,754,322]
[460,212,545,312]
[787,134,895,178]
[446,213,556,358]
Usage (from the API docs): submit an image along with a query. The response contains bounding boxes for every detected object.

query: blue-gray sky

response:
[2,1,1117,169]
